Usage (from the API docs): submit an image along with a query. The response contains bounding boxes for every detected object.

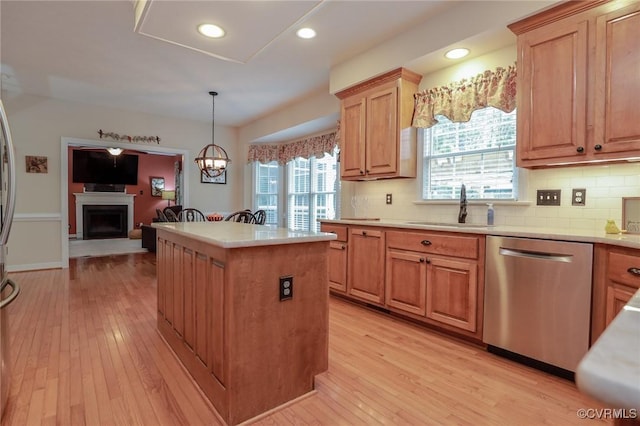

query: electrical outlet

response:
[386,194,392,205]
[572,188,586,206]
[279,276,293,301]
[536,189,561,206]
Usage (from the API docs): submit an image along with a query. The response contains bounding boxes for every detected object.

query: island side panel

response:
[156,229,230,421]
[225,242,329,425]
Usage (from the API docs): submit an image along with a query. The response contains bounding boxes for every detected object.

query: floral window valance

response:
[247,127,339,165]
[412,64,516,129]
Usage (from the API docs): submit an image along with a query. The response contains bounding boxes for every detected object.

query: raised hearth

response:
[74,192,135,239]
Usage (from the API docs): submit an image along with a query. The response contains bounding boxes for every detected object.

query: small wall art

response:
[25,155,48,173]
[150,176,165,197]
[201,170,226,184]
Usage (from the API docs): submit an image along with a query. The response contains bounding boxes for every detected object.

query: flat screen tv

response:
[72,150,139,185]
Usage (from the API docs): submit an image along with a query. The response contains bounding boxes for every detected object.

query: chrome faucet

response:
[458,183,467,224]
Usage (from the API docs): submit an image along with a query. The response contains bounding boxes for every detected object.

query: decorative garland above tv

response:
[72,150,139,185]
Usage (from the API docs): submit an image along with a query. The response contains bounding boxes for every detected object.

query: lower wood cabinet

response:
[348,227,385,305]
[592,244,640,343]
[321,222,485,341]
[426,256,477,332]
[385,249,427,316]
[321,223,348,294]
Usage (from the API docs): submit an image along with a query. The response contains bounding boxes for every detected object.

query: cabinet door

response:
[366,85,398,176]
[348,228,385,305]
[328,240,348,293]
[516,19,588,164]
[426,257,477,332]
[385,249,427,316]
[340,96,367,178]
[605,284,636,325]
[593,3,640,155]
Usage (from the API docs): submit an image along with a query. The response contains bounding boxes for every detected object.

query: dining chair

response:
[178,208,207,222]
[156,209,169,222]
[224,210,255,223]
[252,209,267,225]
[163,208,179,222]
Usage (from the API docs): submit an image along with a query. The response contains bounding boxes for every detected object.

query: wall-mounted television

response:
[72,150,139,185]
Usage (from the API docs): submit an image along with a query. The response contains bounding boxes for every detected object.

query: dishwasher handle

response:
[498,247,573,263]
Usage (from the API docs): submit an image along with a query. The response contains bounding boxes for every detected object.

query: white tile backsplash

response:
[342,162,640,233]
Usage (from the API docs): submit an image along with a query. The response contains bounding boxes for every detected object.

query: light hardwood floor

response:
[2,253,605,425]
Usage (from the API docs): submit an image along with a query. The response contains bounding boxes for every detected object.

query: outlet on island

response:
[386,194,392,205]
[279,276,293,301]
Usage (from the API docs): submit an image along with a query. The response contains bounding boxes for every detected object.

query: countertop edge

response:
[319,219,640,249]
[153,222,337,249]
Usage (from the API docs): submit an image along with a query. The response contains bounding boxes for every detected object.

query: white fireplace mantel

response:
[74,192,135,239]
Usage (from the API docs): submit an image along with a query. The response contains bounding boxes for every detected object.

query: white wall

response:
[3,92,242,271]
[339,46,640,233]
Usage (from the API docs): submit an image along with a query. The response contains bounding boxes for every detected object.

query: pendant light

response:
[106,147,123,156]
[195,91,231,178]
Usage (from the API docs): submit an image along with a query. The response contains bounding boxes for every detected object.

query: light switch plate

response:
[536,189,561,206]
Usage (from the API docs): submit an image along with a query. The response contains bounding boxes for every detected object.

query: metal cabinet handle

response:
[362,231,367,236]
[365,169,370,173]
[419,258,425,263]
[341,244,346,250]
[576,146,584,153]
[421,240,432,246]
[627,267,640,277]
[359,170,365,175]
[594,144,603,151]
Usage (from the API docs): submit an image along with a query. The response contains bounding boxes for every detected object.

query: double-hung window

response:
[422,107,517,200]
[253,148,339,231]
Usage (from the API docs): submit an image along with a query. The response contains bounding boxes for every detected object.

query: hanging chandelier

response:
[195,91,231,178]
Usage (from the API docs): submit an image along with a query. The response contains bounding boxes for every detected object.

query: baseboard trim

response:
[7,261,63,272]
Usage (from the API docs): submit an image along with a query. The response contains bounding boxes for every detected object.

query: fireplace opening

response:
[83,205,128,240]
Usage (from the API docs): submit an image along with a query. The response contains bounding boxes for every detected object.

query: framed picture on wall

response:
[150,176,165,196]
[201,170,226,184]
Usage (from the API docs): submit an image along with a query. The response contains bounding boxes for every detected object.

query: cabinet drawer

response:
[386,230,479,259]
[321,224,348,242]
[608,251,640,289]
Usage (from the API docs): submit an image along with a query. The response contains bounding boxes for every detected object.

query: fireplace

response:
[83,205,128,239]
[74,192,135,240]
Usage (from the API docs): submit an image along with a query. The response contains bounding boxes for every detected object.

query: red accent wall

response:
[68,147,181,235]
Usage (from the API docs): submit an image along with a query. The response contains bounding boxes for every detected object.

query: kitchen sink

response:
[405,221,493,228]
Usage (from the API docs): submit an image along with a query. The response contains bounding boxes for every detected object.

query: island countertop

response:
[576,288,640,413]
[153,221,336,248]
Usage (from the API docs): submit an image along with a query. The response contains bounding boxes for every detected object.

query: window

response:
[422,107,517,200]
[254,161,280,225]
[253,149,339,231]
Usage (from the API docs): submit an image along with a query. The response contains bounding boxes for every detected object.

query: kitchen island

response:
[153,222,335,425]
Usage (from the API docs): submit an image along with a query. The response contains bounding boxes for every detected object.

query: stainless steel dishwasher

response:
[483,236,593,376]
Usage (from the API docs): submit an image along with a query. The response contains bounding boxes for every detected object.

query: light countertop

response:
[576,288,640,412]
[152,221,336,249]
[320,218,640,249]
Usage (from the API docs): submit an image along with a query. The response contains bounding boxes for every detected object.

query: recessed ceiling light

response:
[296,28,316,39]
[198,23,225,39]
[445,48,470,59]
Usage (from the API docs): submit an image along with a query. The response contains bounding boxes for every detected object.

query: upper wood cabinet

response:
[335,68,422,180]
[510,0,640,168]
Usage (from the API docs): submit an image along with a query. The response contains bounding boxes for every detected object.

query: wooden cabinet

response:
[592,244,640,344]
[510,1,640,168]
[385,230,484,338]
[321,223,348,293]
[348,227,385,305]
[336,68,421,180]
[385,249,427,316]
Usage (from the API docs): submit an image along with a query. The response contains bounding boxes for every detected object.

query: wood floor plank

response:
[2,253,607,426]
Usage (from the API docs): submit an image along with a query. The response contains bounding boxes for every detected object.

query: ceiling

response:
[0,1,559,142]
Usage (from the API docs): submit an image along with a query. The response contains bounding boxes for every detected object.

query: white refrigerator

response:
[0,99,19,420]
